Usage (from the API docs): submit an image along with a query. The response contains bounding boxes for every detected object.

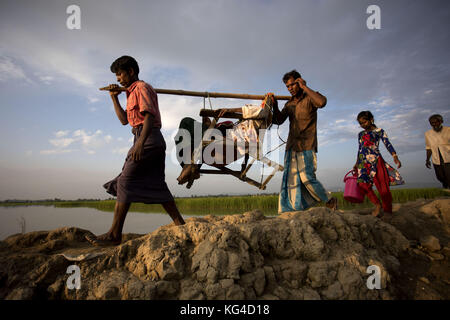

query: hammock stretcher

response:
[191,108,284,190]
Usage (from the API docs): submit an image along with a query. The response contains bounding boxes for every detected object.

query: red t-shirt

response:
[126,80,162,128]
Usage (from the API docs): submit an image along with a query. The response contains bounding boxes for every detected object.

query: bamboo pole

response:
[99,86,291,100]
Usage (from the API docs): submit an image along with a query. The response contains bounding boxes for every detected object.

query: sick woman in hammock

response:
[353,111,404,220]
[175,93,274,187]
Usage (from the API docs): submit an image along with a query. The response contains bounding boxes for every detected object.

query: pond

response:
[0,206,183,241]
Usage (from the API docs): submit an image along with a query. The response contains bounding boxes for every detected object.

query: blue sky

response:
[0,0,449,200]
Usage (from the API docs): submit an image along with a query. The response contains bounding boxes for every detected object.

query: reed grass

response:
[1,188,447,216]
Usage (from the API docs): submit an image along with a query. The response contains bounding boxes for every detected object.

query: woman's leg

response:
[358,182,382,216]
[374,158,393,213]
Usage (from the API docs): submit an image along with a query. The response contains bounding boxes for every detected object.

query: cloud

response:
[379,98,394,107]
[159,95,204,131]
[73,129,111,149]
[38,75,54,84]
[55,130,69,138]
[0,56,32,83]
[40,149,75,155]
[88,97,100,103]
[368,97,394,108]
[42,129,114,155]
[112,147,130,155]
[49,137,76,148]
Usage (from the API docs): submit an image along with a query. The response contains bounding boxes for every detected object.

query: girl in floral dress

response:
[353,111,404,219]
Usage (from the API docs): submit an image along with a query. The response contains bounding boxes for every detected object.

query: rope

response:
[207,92,213,110]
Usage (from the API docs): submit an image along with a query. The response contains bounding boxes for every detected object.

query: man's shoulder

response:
[135,80,153,89]
[425,128,433,136]
[135,80,157,95]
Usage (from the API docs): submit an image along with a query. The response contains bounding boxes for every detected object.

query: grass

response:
[1,188,448,216]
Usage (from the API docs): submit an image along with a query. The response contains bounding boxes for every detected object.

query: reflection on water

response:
[0,206,180,240]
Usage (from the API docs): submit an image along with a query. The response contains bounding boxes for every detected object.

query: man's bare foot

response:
[85,233,121,246]
[178,164,200,187]
[371,204,383,218]
[325,197,338,211]
[177,165,191,185]
[177,165,199,184]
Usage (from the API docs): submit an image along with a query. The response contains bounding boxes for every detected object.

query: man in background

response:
[425,114,450,190]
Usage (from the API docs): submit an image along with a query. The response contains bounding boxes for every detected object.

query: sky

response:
[0,0,449,200]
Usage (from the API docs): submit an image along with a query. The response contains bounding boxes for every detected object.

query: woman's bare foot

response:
[371,204,383,218]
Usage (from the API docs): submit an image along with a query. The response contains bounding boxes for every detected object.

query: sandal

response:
[85,234,121,247]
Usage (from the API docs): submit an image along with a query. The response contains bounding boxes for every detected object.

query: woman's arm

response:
[354,133,362,172]
[381,129,401,168]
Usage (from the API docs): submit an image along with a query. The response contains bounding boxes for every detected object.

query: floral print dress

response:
[356,128,404,186]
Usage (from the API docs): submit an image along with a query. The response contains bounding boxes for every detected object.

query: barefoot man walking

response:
[272,70,337,213]
[86,56,185,246]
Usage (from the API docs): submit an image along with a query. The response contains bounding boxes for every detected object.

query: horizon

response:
[0,183,444,203]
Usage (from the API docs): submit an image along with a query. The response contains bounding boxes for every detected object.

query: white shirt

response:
[425,126,450,164]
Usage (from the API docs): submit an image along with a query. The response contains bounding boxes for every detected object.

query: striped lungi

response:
[278,149,330,213]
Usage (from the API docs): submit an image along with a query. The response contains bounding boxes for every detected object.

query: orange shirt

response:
[126,80,162,128]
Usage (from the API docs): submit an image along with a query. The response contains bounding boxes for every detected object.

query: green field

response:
[1,188,448,216]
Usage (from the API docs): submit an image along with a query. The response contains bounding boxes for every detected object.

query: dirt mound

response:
[0,198,448,300]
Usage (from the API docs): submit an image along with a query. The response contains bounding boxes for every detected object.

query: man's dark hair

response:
[282,70,302,83]
[429,114,443,122]
[110,56,140,75]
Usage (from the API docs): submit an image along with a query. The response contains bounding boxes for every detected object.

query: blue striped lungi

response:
[278,149,330,213]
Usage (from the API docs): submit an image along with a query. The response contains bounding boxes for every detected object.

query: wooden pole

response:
[99,86,291,101]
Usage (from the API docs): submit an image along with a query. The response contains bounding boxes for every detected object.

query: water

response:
[0,206,178,240]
